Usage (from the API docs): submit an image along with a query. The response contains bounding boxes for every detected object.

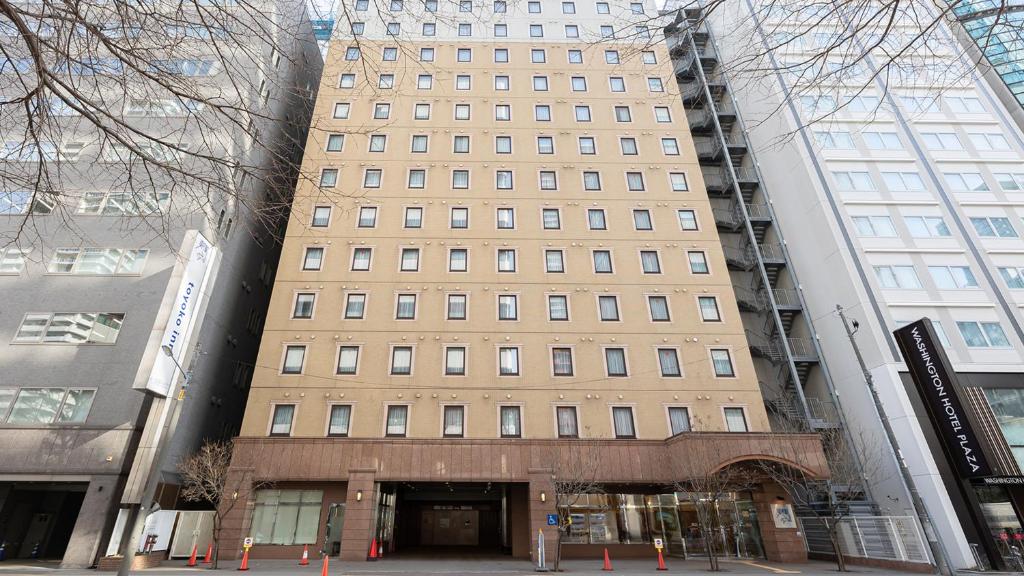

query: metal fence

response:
[798,516,931,564]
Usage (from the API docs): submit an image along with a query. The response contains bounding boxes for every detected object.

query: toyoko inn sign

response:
[894,318,992,479]
[136,232,217,397]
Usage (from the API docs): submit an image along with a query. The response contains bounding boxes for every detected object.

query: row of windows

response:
[318,167,688,193]
[0,388,96,425]
[337,71,666,93]
[0,190,170,216]
[322,205,699,232]
[323,133,684,157]
[853,213,1024,242]
[332,101,673,126]
[873,264,979,290]
[814,129,1012,152]
[896,318,1012,349]
[348,20,655,40]
[343,46,656,66]
[831,169,1024,193]
[267,403,749,440]
[13,313,124,344]
[800,93,989,116]
[360,0,648,16]
[300,246,712,275]
[0,248,149,276]
[292,291,723,324]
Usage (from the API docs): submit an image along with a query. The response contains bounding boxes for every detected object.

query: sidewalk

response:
[0,557,900,575]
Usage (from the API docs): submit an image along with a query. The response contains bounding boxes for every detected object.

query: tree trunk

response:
[553,528,563,572]
[212,516,221,570]
[829,521,846,572]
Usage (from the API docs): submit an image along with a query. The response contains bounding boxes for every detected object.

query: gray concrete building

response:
[0,0,322,567]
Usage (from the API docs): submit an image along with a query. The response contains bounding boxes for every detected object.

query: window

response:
[851,215,896,237]
[396,294,417,319]
[929,266,978,289]
[440,405,466,437]
[355,0,368,8]
[455,104,471,120]
[419,47,434,62]
[400,248,420,272]
[250,489,322,545]
[281,346,305,374]
[669,173,689,192]
[449,207,469,229]
[593,250,613,273]
[905,216,950,237]
[688,251,709,274]
[344,46,360,61]
[2,388,96,424]
[658,349,681,377]
[270,404,295,435]
[499,347,520,376]
[571,76,587,92]
[711,349,735,377]
[496,105,512,121]
[417,74,433,89]
[293,293,315,319]
[609,77,625,92]
[496,171,514,190]
[640,251,660,273]
[677,210,698,230]
[565,25,579,38]
[642,51,657,64]
[379,74,395,88]
[999,267,1024,289]
[994,173,1024,191]
[611,406,635,437]
[579,137,596,155]
[320,168,338,187]
[545,250,565,273]
[537,136,554,155]
[489,136,511,155]
[568,49,583,63]
[661,138,680,156]
[648,296,670,321]
[530,24,543,37]
[668,407,690,434]
[497,249,516,272]
[339,73,355,88]
[386,405,409,435]
[459,23,472,36]
[498,295,518,320]
[352,247,372,271]
[575,106,591,122]
[826,170,877,192]
[596,1,609,12]
[552,348,574,376]
[881,171,926,191]
[447,294,467,320]
[535,105,551,121]
[494,23,507,36]
[588,209,606,230]
[326,134,344,152]
[957,321,1010,348]
[532,49,546,63]
[456,75,471,90]
[494,0,506,11]
[449,249,468,272]
[874,265,921,289]
[861,131,902,150]
[327,405,352,436]
[631,2,644,13]
[453,170,470,189]
[497,208,515,229]
[404,207,423,228]
[458,48,472,63]
[614,106,631,122]
[598,296,619,321]
[920,132,960,150]
[333,103,350,119]
[414,103,431,119]
[495,76,510,91]
[971,216,1016,237]
[542,209,561,229]
[344,294,366,319]
[620,138,638,156]
[944,172,989,192]
[633,210,652,230]
[970,133,1011,151]
[390,347,413,375]
[337,347,359,375]
[601,25,613,38]
[724,408,748,432]
[648,77,664,92]
[534,76,549,91]
[357,207,377,228]
[548,295,569,321]
[422,22,436,35]
[382,47,398,61]
[368,136,386,152]
[494,48,509,63]
[311,206,331,227]
[556,406,578,436]
[411,135,429,153]
[46,248,147,275]
[500,406,521,437]
[445,348,466,376]
[453,136,470,154]
[946,96,985,113]
[583,172,601,191]
[984,389,1024,470]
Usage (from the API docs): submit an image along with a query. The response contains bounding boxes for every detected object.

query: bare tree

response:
[177,439,263,570]
[546,442,603,573]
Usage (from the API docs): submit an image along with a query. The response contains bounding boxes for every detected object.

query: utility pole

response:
[835,305,952,576]
[116,343,200,576]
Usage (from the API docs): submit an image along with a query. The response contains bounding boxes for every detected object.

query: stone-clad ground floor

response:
[218,433,828,565]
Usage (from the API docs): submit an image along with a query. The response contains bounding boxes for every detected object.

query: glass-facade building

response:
[951,0,1024,109]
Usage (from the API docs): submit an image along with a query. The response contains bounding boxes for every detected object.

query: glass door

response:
[322,503,346,556]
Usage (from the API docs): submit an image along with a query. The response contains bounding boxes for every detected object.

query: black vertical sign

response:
[894,318,992,479]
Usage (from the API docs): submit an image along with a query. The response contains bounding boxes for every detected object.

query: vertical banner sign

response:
[894,318,992,478]
[137,232,215,397]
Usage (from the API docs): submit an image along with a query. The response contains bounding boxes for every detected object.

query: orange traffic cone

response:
[300,544,310,566]
[378,541,384,559]
[602,547,613,571]
[656,548,667,571]
[367,538,378,561]
[187,544,198,567]
[238,547,250,571]
[202,543,213,564]
[320,553,329,576]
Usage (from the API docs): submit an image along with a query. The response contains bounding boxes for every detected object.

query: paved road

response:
[0,557,899,575]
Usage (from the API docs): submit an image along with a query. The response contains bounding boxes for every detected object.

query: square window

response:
[333,103,350,119]
[400,248,420,271]
[454,135,471,153]
[494,23,507,36]
[575,106,591,121]
[583,171,601,190]
[495,75,510,90]
[498,294,518,319]
[337,348,359,376]
[449,248,468,271]
[270,404,294,435]
[339,73,355,88]
[579,137,596,155]
[537,136,554,154]
[387,22,400,35]
[417,74,433,89]
[379,74,395,88]
[648,77,664,92]
[615,106,632,122]
[390,0,403,10]
[326,134,344,152]
[571,76,587,91]
[545,250,564,272]
[374,103,391,119]
[568,49,583,63]
[562,1,575,12]
[496,104,511,121]
[345,46,360,61]
[382,47,398,61]
[688,251,709,274]
[534,76,549,91]
[677,209,698,230]
[565,25,579,38]
[670,172,689,191]
[662,138,680,155]
[460,0,472,10]
[447,294,467,320]
[612,406,635,437]
[605,50,619,64]
[453,170,470,189]
[415,103,431,119]
[633,209,652,230]
[352,247,372,270]
[420,47,434,61]
[320,168,339,187]
[648,295,670,321]
[358,206,377,227]
[459,23,472,36]
[588,209,607,230]
[601,25,613,38]
[497,207,515,229]
[355,0,368,8]
[451,207,469,228]
[408,169,426,188]
[532,49,546,63]
[405,207,423,228]
[620,138,638,155]
[530,24,543,37]
[458,48,472,62]
[423,22,436,35]
[631,2,644,13]
[328,405,352,435]
[425,0,437,9]
[539,171,557,190]
[642,51,657,64]
[495,48,509,63]
[495,0,506,11]
[496,136,512,154]
[548,295,569,320]
[303,247,324,270]
[455,104,471,120]
[609,77,626,92]
[411,134,429,153]
[597,2,609,13]
[369,135,386,152]
[282,346,305,374]
[535,105,551,121]
[496,170,514,189]
[456,75,471,90]
[529,1,541,11]
[396,294,417,319]
[654,106,672,122]
[345,294,366,318]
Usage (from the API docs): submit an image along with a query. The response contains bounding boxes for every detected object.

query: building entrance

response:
[0,482,87,560]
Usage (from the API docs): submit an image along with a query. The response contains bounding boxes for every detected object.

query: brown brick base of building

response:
[95,553,164,571]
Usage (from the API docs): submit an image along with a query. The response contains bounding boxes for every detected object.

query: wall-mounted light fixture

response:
[356,490,363,502]
[540,492,547,503]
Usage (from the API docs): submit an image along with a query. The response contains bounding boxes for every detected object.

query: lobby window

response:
[497,249,516,272]
[598,296,619,321]
[337,346,359,375]
[500,406,521,437]
[612,406,635,438]
[312,206,331,227]
[1,388,96,424]
[698,296,721,321]
[548,295,569,321]
[552,348,574,376]
[443,405,465,437]
[497,208,515,229]
[358,206,377,228]
[668,407,690,435]
[648,295,670,322]
[293,293,315,319]
[984,388,1024,469]
[351,248,372,271]
[499,347,520,376]
[605,348,627,377]
[390,347,413,375]
[688,251,709,274]
[542,208,561,229]
[498,295,518,320]
[678,209,698,230]
[640,251,661,273]
[724,407,748,432]
[445,347,466,376]
[633,209,652,230]
[545,250,565,273]
[711,349,735,377]
[454,135,470,153]
[587,209,606,230]
[447,294,467,320]
[270,404,295,436]
[251,490,322,544]
[957,321,1011,348]
[396,294,417,319]
[449,248,468,272]
[328,405,352,436]
[593,250,613,273]
[400,248,420,272]
[386,405,409,435]
[405,207,423,228]
[344,294,366,319]
[658,349,682,377]
[281,346,305,374]
[556,406,579,437]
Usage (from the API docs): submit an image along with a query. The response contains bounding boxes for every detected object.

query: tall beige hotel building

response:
[220,0,827,564]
